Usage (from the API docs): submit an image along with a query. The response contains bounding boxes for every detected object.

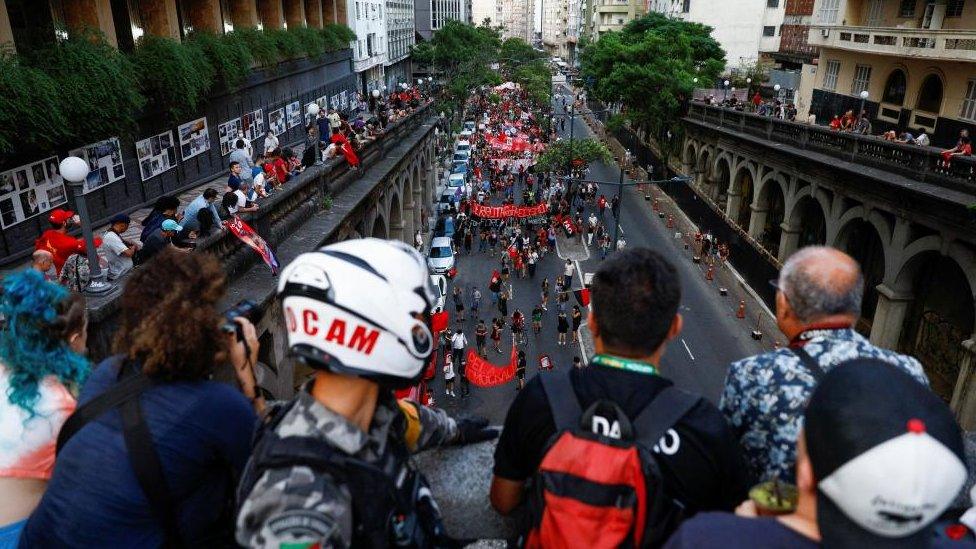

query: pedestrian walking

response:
[515,349,527,390]
[587,213,597,246]
[453,285,466,322]
[512,309,526,345]
[443,353,456,397]
[531,304,543,334]
[470,286,482,319]
[571,305,583,343]
[563,260,575,286]
[491,318,503,353]
[498,288,509,317]
[541,277,550,310]
[600,234,610,260]
[556,311,569,345]
[475,319,488,357]
[464,231,473,255]
[450,329,467,376]
[527,248,538,278]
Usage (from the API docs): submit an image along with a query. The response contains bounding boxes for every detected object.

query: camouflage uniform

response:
[719,328,928,483]
[236,385,459,548]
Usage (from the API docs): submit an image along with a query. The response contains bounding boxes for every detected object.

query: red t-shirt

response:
[35,230,86,273]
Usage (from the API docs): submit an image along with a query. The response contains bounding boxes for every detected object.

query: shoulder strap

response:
[120,395,184,547]
[540,370,582,431]
[631,387,702,449]
[791,346,826,381]
[56,364,154,454]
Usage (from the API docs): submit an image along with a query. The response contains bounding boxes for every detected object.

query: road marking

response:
[681,338,696,361]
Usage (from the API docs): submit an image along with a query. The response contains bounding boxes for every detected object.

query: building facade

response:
[385,0,415,88]
[498,0,534,40]
[646,0,784,67]
[415,0,471,40]
[472,0,496,25]
[806,0,976,144]
[583,0,646,39]
[349,0,389,91]
[542,0,572,58]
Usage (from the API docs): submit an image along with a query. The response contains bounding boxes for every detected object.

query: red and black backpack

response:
[524,371,702,548]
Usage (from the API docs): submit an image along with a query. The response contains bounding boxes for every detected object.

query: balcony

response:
[809,25,976,62]
[685,102,976,198]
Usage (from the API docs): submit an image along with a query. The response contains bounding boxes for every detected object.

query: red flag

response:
[573,288,591,307]
[465,347,516,387]
[223,217,280,275]
[431,311,449,333]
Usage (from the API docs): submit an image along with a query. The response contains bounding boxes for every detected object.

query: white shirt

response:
[101,230,133,280]
[443,358,455,380]
[564,263,575,278]
[451,332,468,350]
[263,134,279,153]
[916,133,930,147]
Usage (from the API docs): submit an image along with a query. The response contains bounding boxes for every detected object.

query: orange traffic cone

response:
[667,215,674,228]
[736,300,746,319]
[705,265,714,281]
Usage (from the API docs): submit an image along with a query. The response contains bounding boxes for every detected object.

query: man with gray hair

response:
[719,246,929,483]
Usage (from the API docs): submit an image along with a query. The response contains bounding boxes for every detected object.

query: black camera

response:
[222,299,262,341]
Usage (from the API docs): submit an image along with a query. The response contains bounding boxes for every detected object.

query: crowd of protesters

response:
[2,78,974,549]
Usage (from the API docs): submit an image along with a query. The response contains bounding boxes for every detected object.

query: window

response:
[818,0,840,22]
[898,0,916,16]
[961,79,976,120]
[767,0,779,6]
[763,25,776,36]
[916,73,944,112]
[851,64,872,94]
[682,0,690,12]
[947,0,965,16]
[356,1,360,18]
[823,59,841,91]
[882,69,907,104]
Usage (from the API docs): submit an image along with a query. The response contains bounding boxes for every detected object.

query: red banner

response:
[431,311,449,334]
[223,216,280,275]
[465,346,516,387]
[470,202,548,219]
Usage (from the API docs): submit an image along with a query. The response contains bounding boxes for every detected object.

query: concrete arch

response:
[682,139,698,168]
[891,238,976,302]
[753,171,788,209]
[388,190,404,242]
[831,206,893,251]
[784,183,831,230]
[696,147,713,188]
[371,210,389,239]
[727,163,756,227]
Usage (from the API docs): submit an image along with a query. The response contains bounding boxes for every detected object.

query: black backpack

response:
[237,398,458,548]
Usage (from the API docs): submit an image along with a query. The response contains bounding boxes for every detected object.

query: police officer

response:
[236,238,498,548]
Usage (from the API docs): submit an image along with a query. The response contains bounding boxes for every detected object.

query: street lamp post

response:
[723,79,730,101]
[59,157,112,295]
[859,89,869,116]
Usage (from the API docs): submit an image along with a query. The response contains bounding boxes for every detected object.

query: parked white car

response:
[430,274,448,313]
[427,237,456,275]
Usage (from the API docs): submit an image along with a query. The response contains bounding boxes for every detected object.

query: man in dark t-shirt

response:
[490,248,753,528]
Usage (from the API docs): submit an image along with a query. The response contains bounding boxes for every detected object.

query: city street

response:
[428,88,767,424]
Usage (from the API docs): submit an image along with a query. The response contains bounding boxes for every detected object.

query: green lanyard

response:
[590,354,658,376]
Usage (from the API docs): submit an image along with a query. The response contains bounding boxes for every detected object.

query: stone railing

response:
[808,25,976,62]
[686,102,976,196]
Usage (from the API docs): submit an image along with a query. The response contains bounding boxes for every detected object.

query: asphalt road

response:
[426,90,767,424]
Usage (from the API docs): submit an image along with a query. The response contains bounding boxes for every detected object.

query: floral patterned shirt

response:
[719,328,929,482]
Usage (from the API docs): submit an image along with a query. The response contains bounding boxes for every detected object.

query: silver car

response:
[426,237,455,275]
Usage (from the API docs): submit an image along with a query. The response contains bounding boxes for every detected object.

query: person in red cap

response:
[35,209,88,274]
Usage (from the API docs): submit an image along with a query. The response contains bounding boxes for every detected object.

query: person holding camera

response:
[21,250,263,547]
[236,238,498,548]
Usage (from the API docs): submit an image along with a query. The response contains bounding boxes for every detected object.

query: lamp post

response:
[723,79,730,100]
[59,157,112,295]
[859,89,869,116]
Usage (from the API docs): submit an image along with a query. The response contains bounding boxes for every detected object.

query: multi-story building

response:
[385,0,415,88]
[472,0,498,25]
[583,0,646,39]
[349,0,389,91]
[806,0,976,144]
[646,0,784,68]
[542,0,572,58]
[415,0,471,40]
[499,0,534,40]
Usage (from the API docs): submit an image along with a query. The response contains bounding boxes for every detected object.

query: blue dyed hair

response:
[1,270,89,415]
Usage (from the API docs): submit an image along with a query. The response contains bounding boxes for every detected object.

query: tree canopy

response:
[580,13,724,134]
[412,20,502,100]
[535,138,612,173]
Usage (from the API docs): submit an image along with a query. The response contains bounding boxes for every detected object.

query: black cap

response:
[804,359,966,548]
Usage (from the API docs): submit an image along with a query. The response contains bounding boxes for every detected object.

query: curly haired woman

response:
[0,270,88,548]
[23,250,262,547]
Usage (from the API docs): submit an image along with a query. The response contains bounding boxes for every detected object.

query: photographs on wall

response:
[135,130,176,182]
[241,109,264,142]
[217,117,243,156]
[68,137,125,194]
[286,101,302,129]
[178,117,211,161]
[268,108,286,136]
[340,90,349,111]
[0,156,67,229]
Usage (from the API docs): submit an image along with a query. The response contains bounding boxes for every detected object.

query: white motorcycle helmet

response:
[277,238,438,388]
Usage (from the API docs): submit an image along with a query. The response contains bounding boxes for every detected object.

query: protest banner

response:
[223,216,280,275]
[465,346,516,387]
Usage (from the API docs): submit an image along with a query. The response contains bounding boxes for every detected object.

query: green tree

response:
[535,138,612,173]
[580,13,724,136]
[132,35,214,123]
[412,20,501,100]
